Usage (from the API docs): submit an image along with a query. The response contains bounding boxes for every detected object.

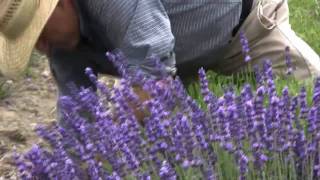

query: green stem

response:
[213,144,223,179]
[277,153,283,180]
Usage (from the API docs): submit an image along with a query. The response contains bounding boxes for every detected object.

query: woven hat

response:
[0,0,59,79]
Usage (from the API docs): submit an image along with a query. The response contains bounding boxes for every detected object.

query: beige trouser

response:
[216,0,320,80]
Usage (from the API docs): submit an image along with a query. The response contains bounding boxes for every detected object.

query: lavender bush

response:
[14,48,320,179]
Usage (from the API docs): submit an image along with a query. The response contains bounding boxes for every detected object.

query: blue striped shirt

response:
[53,0,242,78]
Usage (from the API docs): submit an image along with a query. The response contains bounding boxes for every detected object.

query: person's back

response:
[162,0,242,68]
[69,0,320,80]
[50,0,243,94]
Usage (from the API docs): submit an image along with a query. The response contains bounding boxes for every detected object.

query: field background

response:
[289,0,320,54]
[0,0,319,179]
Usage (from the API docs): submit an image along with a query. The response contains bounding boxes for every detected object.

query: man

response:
[1,0,320,97]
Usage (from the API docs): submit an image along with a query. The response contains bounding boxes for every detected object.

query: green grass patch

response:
[289,0,320,54]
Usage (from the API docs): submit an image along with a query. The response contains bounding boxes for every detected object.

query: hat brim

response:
[0,0,59,79]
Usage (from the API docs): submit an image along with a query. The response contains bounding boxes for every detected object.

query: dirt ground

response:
[0,52,58,179]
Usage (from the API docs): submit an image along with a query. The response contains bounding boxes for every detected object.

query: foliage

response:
[13,49,320,180]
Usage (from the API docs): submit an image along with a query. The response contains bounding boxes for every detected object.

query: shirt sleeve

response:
[92,0,177,78]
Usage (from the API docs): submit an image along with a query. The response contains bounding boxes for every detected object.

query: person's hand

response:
[98,75,150,125]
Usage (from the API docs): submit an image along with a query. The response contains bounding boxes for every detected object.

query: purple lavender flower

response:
[240,31,251,62]
[159,160,177,180]
[250,86,268,170]
[119,143,140,172]
[289,96,299,127]
[201,162,216,180]
[170,114,188,163]
[175,85,211,152]
[265,95,280,151]
[172,77,192,111]
[284,46,294,75]
[236,150,249,179]
[235,95,247,141]
[85,67,98,83]
[13,152,33,180]
[177,114,197,167]
[216,103,234,152]
[307,107,317,141]
[244,99,255,137]
[254,152,268,170]
[266,78,276,100]
[299,87,309,120]
[314,154,320,178]
[313,77,320,106]
[278,87,293,153]
[253,86,267,141]
[199,68,216,105]
[241,84,253,102]
[107,172,121,180]
[35,124,61,149]
[292,128,307,175]
[263,59,273,81]
[253,65,263,85]
[151,54,170,78]
[198,67,219,141]
[106,50,129,79]
[229,98,245,142]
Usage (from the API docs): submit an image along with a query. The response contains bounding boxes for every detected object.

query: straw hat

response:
[0,0,59,79]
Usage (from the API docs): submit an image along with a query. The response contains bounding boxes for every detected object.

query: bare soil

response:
[0,52,57,179]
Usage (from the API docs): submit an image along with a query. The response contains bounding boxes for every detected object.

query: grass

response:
[187,70,314,106]
[289,0,320,54]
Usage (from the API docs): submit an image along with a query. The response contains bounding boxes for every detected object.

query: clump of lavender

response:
[14,49,320,180]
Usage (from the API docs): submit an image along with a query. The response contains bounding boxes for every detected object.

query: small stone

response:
[0,111,16,121]
[0,129,26,143]
[41,70,50,78]
[25,78,32,83]
[5,80,13,85]
[30,123,37,129]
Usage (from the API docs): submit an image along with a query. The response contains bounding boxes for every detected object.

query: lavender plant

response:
[14,47,320,180]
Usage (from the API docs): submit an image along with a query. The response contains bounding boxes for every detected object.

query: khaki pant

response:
[217,0,320,80]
